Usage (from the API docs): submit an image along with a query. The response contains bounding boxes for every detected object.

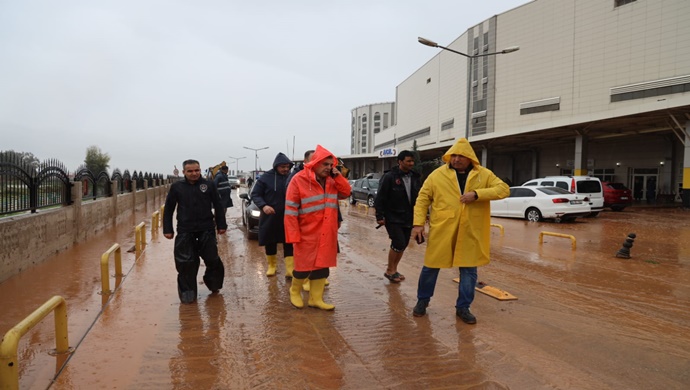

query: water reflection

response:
[171,294,226,389]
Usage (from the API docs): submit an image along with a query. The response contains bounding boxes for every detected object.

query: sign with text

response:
[378,148,397,158]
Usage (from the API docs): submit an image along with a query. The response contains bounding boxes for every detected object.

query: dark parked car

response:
[349,177,379,207]
[602,182,633,211]
[238,185,260,239]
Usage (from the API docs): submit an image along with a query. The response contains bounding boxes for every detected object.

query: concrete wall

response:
[494,0,690,135]
[0,181,170,284]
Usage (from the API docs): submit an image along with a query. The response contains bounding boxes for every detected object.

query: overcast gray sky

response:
[0,0,527,176]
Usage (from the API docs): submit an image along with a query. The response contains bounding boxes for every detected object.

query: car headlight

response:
[250,210,261,217]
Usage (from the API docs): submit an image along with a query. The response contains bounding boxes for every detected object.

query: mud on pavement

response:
[2,195,690,389]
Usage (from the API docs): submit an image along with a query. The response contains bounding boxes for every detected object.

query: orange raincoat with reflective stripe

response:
[284,145,351,271]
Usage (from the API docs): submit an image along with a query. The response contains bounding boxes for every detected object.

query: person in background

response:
[214,165,233,215]
[250,153,294,278]
[285,145,351,310]
[410,138,509,324]
[163,159,227,304]
[374,150,421,283]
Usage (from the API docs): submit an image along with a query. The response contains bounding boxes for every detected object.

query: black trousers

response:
[265,242,294,257]
[174,230,224,301]
[293,268,329,280]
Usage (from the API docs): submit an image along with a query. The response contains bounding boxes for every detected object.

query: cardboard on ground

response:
[453,278,518,301]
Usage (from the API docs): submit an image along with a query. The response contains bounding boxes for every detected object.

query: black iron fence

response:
[1,151,175,216]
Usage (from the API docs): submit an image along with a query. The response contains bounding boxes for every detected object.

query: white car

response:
[227,175,240,189]
[491,186,592,222]
[522,176,604,216]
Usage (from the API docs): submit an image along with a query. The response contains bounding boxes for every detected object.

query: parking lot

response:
[2,195,689,389]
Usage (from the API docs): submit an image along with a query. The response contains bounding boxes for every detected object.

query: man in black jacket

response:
[251,152,294,278]
[213,165,233,215]
[164,159,227,303]
[374,150,422,283]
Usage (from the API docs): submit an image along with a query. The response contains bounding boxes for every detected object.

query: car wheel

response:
[242,209,247,226]
[587,212,600,217]
[611,206,624,212]
[525,208,542,222]
[349,195,356,205]
[367,196,375,207]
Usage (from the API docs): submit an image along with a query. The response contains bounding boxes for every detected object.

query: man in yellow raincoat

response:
[411,138,509,324]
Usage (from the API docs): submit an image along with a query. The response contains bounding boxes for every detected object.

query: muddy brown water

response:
[1,193,689,389]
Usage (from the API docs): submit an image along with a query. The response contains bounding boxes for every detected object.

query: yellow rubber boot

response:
[307,278,334,311]
[284,256,294,278]
[302,279,310,292]
[289,277,305,308]
[266,255,277,276]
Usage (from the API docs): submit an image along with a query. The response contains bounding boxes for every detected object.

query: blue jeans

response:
[416,266,477,309]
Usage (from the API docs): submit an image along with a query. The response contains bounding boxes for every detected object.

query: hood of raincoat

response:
[304,145,337,170]
[272,152,294,172]
[441,138,480,166]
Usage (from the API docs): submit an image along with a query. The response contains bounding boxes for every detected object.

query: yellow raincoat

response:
[413,138,509,268]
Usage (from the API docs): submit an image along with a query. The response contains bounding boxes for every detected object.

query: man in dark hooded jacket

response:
[374,150,422,283]
[250,152,295,278]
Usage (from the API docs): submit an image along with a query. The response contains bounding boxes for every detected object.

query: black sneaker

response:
[456,307,477,324]
[412,300,429,317]
[180,291,197,304]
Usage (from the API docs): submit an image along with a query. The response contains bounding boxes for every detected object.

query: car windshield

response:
[228,176,238,180]
[607,183,627,190]
[537,187,571,195]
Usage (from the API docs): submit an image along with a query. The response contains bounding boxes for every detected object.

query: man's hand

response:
[411,225,425,243]
[376,218,385,226]
[460,191,478,204]
[262,205,275,215]
[331,167,341,177]
[218,229,227,235]
[164,233,174,240]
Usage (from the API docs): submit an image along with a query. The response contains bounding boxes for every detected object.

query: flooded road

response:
[2,191,690,389]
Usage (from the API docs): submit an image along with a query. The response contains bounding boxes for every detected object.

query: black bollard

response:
[615,233,636,259]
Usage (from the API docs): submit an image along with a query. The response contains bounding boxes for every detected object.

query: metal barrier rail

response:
[0,296,73,390]
[539,231,576,250]
[490,223,504,236]
[100,243,123,294]
[135,222,146,258]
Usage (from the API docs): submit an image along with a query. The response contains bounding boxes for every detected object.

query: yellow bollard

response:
[0,296,72,390]
[151,211,160,234]
[539,231,576,250]
[490,223,504,236]
[135,222,146,258]
[100,243,122,294]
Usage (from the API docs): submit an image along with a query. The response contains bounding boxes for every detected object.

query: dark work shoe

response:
[180,291,197,304]
[456,308,477,324]
[412,300,429,317]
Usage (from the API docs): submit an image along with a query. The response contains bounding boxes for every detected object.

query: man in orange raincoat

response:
[284,145,351,310]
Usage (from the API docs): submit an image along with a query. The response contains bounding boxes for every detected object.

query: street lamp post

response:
[418,37,519,139]
[243,146,269,179]
[227,156,246,175]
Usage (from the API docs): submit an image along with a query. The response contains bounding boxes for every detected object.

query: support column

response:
[481,147,488,168]
[71,181,82,243]
[682,121,690,209]
[574,135,589,176]
[111,181,118,225]
[531,150,538,179]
